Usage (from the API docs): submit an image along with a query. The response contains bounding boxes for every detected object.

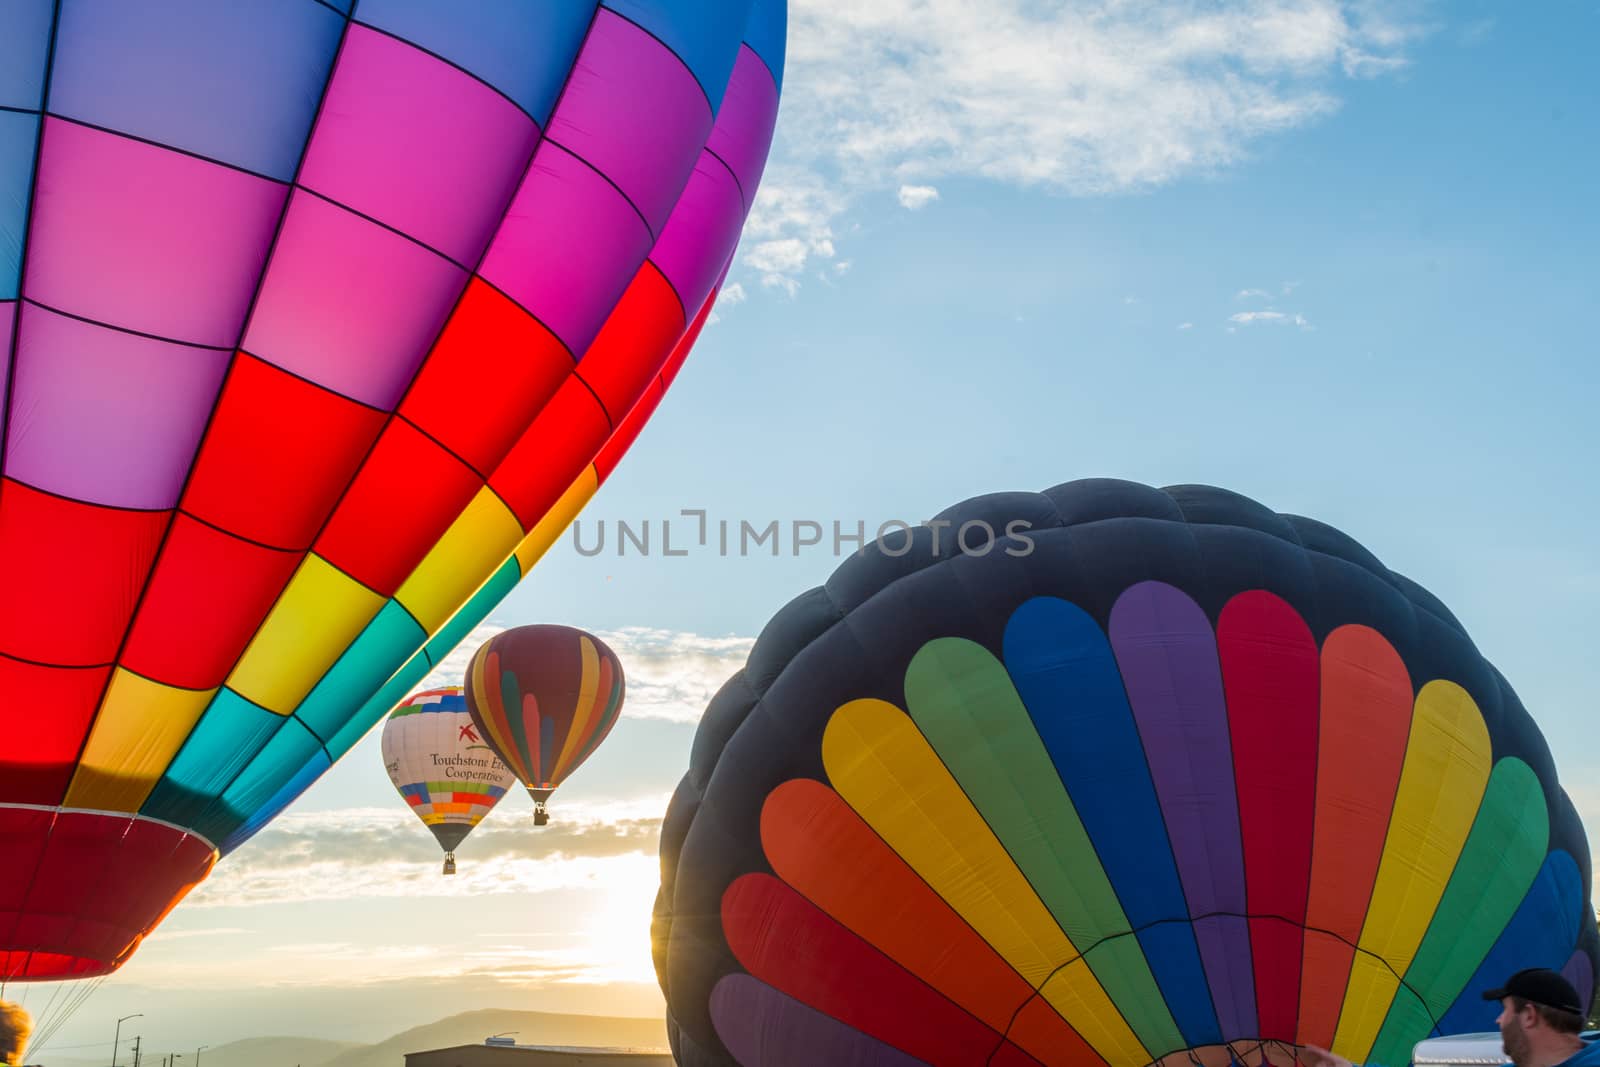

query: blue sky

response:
[17,2,1598,1057]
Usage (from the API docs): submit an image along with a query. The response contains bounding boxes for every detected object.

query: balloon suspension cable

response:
[443,852,456,876]
[1224,1039,1263,1067]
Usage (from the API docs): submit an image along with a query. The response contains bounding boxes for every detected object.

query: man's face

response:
[1496,999,1533,1067]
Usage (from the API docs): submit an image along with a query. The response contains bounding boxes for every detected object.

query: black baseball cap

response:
[1481,968,1584,1015]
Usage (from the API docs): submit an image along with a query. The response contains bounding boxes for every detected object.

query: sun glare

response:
[578,854,665,987]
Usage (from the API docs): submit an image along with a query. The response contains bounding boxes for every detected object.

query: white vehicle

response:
[1412,1032,1600,1067]
[1411,1033,1509,1067]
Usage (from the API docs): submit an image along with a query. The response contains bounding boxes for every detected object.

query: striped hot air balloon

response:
[654,479,1599,1067]
[381,686,515,875]
[465,625,625,826]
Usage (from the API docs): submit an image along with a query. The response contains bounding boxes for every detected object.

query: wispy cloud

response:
[145,926,253,940]
[1237,288,1274,299]
[189,803,666,910]
[706,282,747,324]
[1230,309,1312,328]
[1177,322,1194,330]
[739,0,1425,291]
[741,164,848,293]
[897,184,940,210]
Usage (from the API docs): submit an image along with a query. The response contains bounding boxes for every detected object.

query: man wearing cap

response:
[1481,968,1597,1067]
[1302,968,1595,1067]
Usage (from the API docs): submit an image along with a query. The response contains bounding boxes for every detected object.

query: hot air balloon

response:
[381,686,515,875]
[465,625,625,827]
[0,0,785,981]
[653,479,1599,1067]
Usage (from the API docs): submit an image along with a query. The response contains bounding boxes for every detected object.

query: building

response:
[405,1041,674,1067]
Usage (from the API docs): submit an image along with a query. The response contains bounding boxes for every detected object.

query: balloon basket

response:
[442,853,456,876]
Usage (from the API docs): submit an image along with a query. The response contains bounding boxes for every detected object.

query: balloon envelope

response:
[465,625,626,815]
[0,0,784,980]
[654,479,1599,1067]
[381,686,515,862]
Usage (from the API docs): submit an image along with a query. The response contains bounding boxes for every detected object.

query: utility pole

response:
[131,1036,141,1067]
[112,1014,143,1067]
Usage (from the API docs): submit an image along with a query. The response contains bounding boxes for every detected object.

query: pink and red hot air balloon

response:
[0,0,785,982]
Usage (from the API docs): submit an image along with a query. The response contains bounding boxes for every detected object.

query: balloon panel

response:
[465,625,625,792]
[0,0,784,980]
[654,480,1600,1067]
[381,687,515,854]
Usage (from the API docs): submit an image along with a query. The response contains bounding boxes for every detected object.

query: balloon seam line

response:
[18,295,234,350]
[294,185,470,270]
[0,645,113,671]
[31,112,283,184]
[739,40,781,94]
[598,6,716,117]
[543,136,660,241]
[701,144,747,214]
[346,17,545,130]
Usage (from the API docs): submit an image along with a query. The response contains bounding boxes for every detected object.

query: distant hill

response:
[319,1009,669,1067]
[32,1009,672,1067]
[37,1036,360,1067]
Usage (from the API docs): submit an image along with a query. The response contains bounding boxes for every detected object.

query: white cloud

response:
[733,0,1423,291]
[145,926,252,940]
[897,184,940,210]
[1230,309,1311,328]
[1177,322,1194,330]
[704,283,747,324]
[417,625,752,726]
[418,622,502,693]
[740,165,846,292]
[189,803,667,910]
[592,627,755,724]
[1237,288,1274,299]
[745,238,811,276]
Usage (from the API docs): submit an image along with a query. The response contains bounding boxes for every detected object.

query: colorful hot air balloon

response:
[654,479,1600,1067]
[0,1,785,981]
[465,625,625,827]
[381,686,515,875]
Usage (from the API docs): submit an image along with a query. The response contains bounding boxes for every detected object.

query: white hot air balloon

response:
[381,687,516,874]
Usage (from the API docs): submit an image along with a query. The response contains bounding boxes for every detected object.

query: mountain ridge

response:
[36,1008,668,1067]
